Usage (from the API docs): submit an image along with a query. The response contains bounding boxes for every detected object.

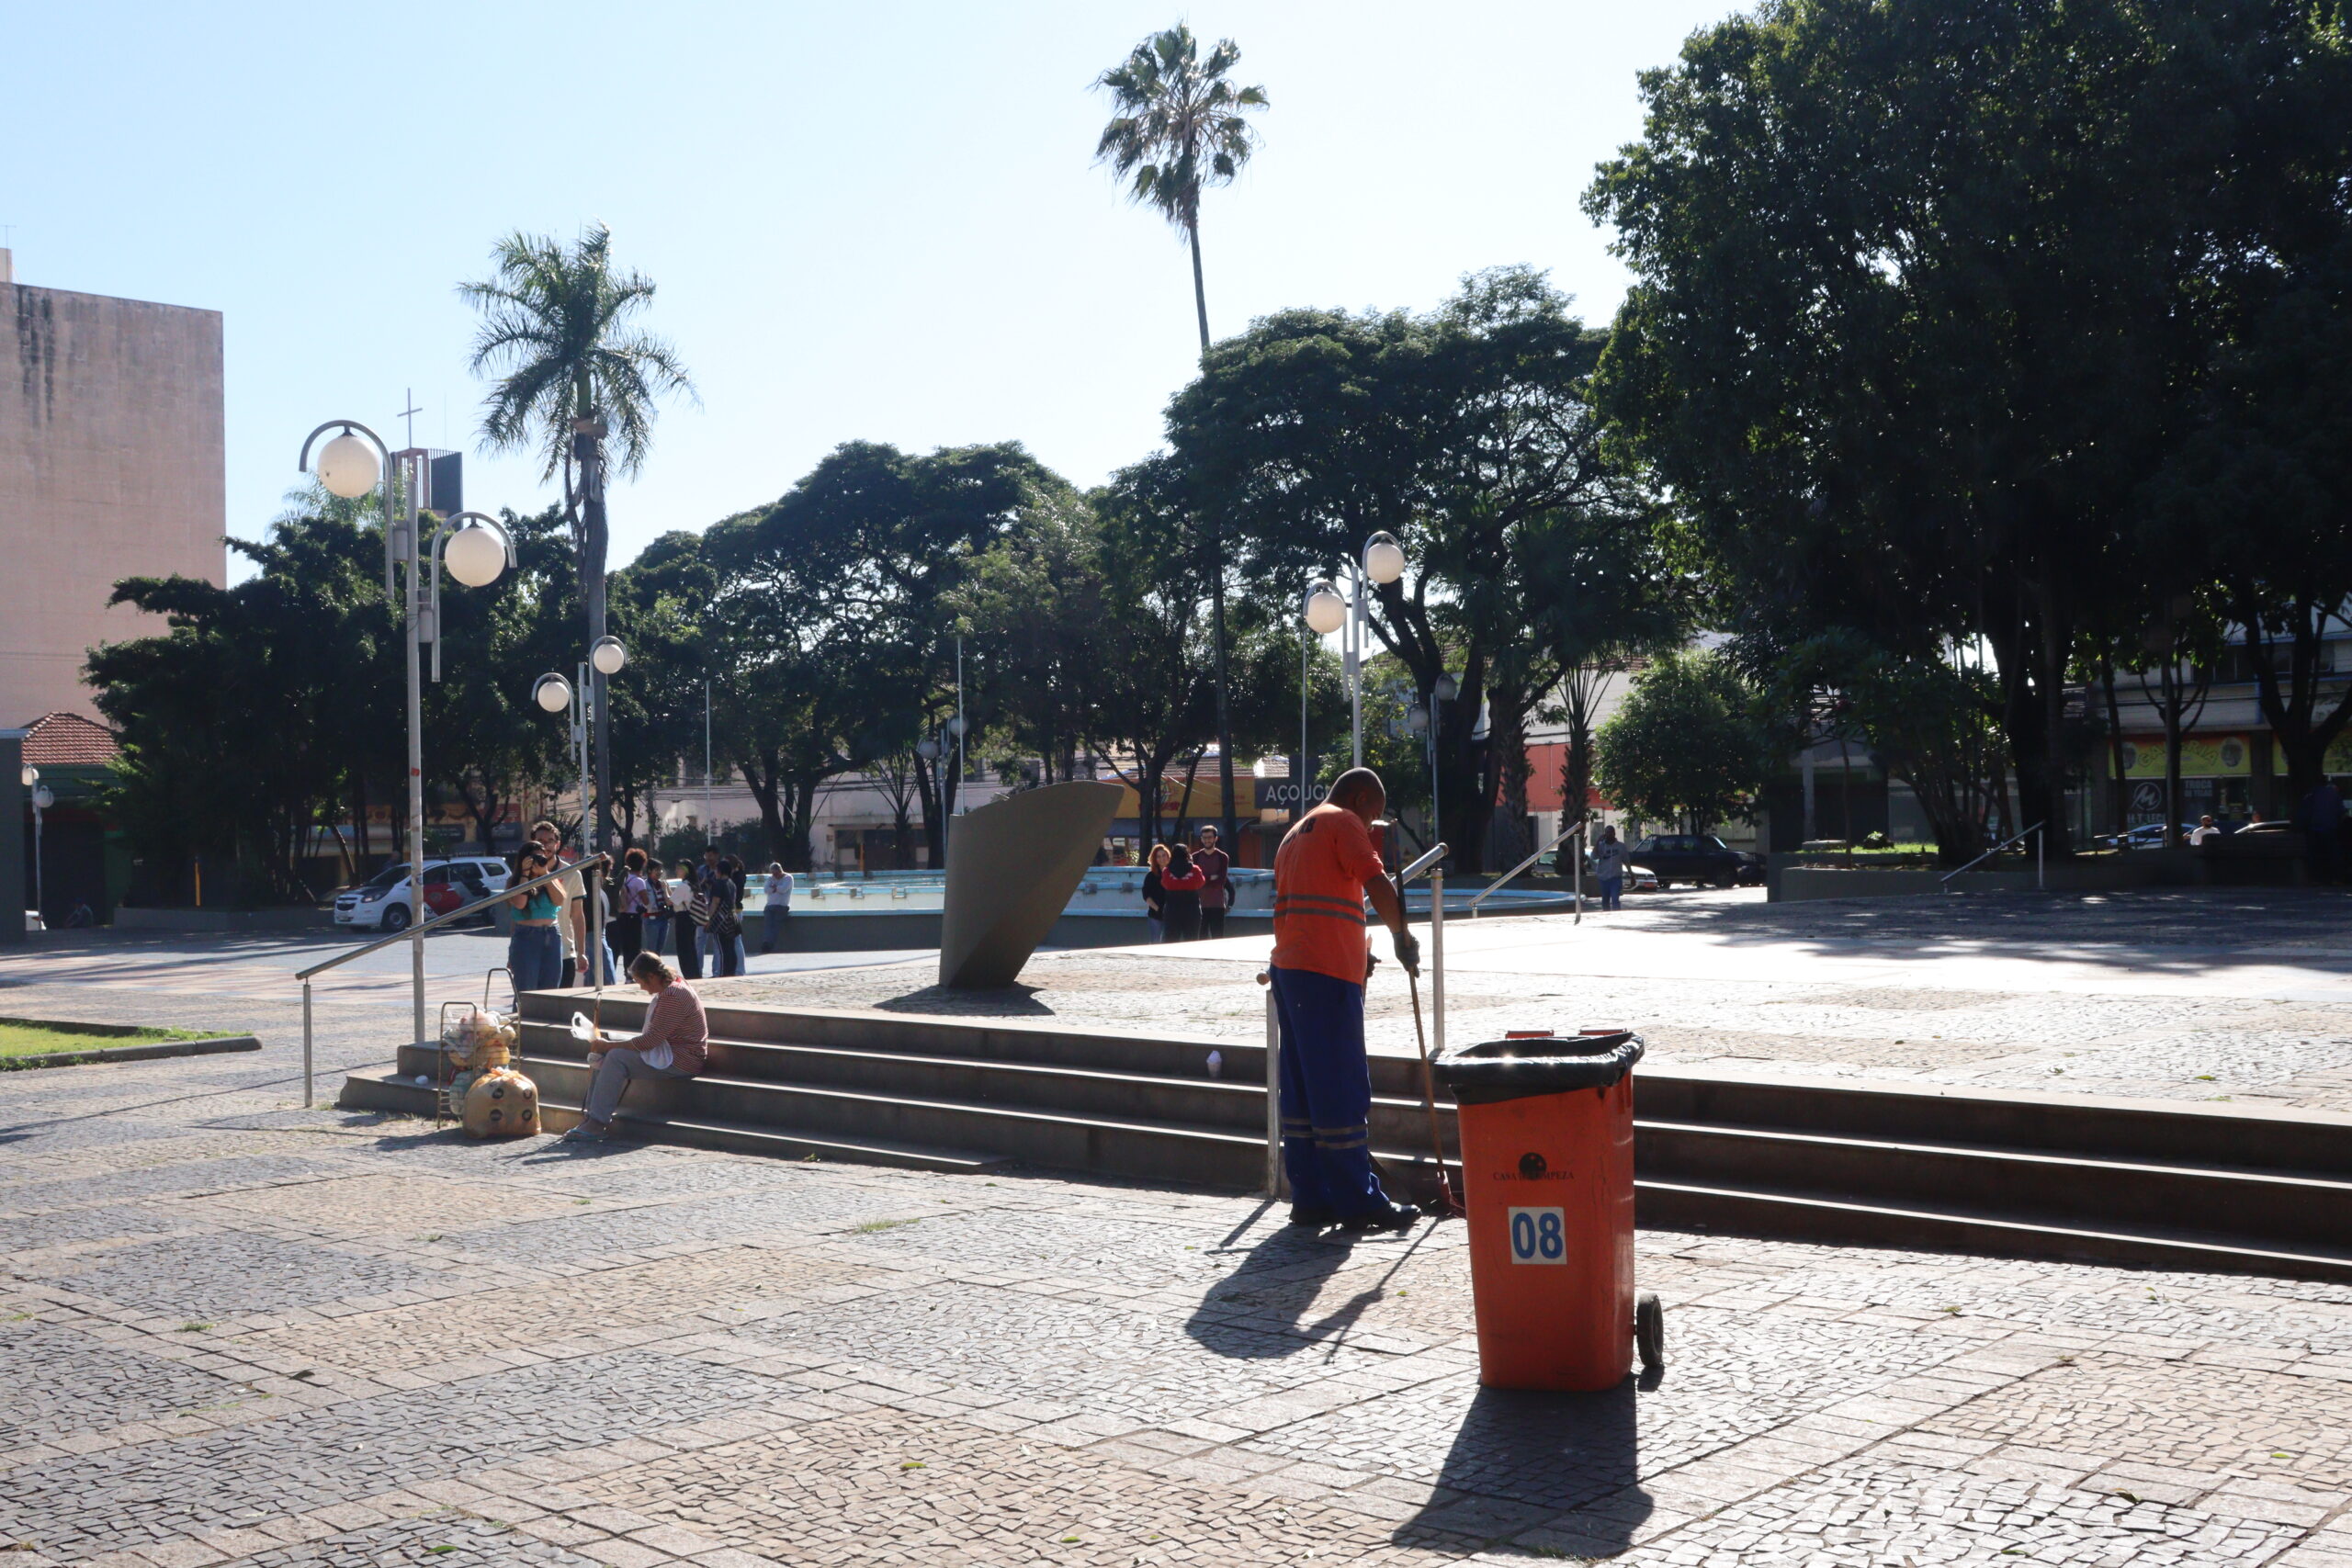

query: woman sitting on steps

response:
[561,952,709,1144]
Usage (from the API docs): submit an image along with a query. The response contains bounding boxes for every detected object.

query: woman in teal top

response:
[506,850,570,996]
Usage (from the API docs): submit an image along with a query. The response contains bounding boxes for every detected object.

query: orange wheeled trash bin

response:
[1432,1031,1661,1391]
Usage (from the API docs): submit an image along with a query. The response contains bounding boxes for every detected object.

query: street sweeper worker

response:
[1268,766,1423,1233]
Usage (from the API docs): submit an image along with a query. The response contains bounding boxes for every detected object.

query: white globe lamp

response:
[590,636,628,676]
[1406,703,1430,734]
[533,672,572,714]
[315,432,380,499]
[1434,673,1459,704]
[1363,531,1406,586]
[444,523,506,588]
[31,784,53,810]
[1303,581,1347,637]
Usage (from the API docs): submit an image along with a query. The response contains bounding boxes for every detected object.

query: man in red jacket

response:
[1194,826,1232,939]
[1269,768,1422,1232]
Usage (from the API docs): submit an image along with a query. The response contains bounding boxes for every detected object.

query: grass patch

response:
[0,1017,217,1060]
[851,1217,921,1235]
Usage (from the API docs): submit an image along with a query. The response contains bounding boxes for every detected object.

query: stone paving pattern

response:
[6,1041,2352,1566]
[716,888,2352,1113]
[2,889,2350,1563]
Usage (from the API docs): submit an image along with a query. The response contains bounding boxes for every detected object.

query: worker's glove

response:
[1393,929,1422,978]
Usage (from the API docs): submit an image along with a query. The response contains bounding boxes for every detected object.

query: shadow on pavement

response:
[1400,1382,1654,1556]
[1550,885,2352,976]
[1182,1216,1430,1359]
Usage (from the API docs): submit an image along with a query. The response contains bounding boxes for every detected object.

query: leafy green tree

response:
[1767,634,2005,865]
[1168,267,1657,869]
[1584,0,2352,854]
[2152,237,2352,807]
[462,223,694,854]
[1095,22,1270,851]
[1594,650,1772,835]
[89,498,403,903]
[702,442,1039,866]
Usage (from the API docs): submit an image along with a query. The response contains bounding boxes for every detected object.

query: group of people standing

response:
[504,828,799,992]
[1140,825,1232,942]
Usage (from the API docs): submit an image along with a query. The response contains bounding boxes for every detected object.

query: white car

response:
[333,857,513,931]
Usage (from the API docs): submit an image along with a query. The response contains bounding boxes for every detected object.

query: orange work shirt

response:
[1271,803,1385,986]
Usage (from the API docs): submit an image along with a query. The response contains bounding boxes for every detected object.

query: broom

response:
[1399,924,1461,1218]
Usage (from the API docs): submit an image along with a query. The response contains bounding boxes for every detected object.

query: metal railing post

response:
[2038,825,2046,890]
[1261,973,1283,1199]
[1939,822,2047,890]
[1430,867,1445,1062]
[301,980,313,1110]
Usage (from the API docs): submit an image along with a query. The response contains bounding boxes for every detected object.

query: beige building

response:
[0,250,225,727]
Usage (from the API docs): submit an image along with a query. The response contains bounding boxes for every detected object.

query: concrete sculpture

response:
[938,780,1125,988]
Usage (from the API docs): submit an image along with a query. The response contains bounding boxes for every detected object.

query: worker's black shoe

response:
[1340,1202,1421,1234]
[1287,1206,1338,1228]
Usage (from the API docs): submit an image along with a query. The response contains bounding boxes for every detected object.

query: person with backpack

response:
[675,859,707,981]
[1159,842,1206,942]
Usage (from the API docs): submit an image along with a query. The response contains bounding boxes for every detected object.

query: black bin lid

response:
[1432,1032,1645,1104]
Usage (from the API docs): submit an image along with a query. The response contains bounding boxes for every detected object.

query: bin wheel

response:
[1636,1290,1665,1371]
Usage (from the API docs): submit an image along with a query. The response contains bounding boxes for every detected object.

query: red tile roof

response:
[22,712,119,769]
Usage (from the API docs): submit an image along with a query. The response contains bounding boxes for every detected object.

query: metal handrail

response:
[297,855,608,1108]
[1397,842,1448,886]
[1939,823,2044,888]
[1468,821,1582,917]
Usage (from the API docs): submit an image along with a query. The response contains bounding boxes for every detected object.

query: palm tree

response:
[461,224,693,855]
[1095,25,1267,846]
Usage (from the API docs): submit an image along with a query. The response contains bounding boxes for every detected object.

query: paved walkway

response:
[3,1039,2352,1564]
[4,889,2352,1564]
[717,887,2352,1113]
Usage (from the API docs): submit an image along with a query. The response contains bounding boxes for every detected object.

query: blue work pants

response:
[1268,965,1391,1217]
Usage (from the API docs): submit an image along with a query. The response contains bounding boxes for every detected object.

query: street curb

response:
[0,1035,264,1072]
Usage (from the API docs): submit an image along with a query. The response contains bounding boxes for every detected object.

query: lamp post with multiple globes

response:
[21,765,50,920]
[1301,530,1408,770]
[532,637,627,981]
[299,420,516,1049]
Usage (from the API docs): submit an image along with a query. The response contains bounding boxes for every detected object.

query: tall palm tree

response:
[462,224,692,856]
[1095,25,1267,847]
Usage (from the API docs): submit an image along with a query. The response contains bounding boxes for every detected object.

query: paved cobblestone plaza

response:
[3,889,2351,1564]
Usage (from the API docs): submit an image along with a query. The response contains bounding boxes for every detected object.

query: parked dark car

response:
[1624,833,1764,888]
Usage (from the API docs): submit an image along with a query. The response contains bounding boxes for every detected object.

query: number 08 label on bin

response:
[1506,1206,1567,1264]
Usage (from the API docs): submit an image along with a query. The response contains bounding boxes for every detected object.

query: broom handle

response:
[1404,965,1451,1194]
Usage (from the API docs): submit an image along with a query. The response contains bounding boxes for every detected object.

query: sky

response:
[8,0,1734,579]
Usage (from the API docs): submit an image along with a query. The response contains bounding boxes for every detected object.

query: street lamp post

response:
[535,635,628,984]
[21,766,48,919]
[1302,531,1407,770]
[300,421,515,1054]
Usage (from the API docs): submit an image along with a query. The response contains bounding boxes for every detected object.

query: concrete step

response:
[1636,1120,2352,1251]
[1637,1180,2352,1284]
[514,1034,1456,1155]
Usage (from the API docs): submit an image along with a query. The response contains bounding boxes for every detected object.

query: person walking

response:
[2302,780,2345,885]
[1194,826,1232,940]
[722,856,752,973]
[1159,842,1206,942]
[560,952,708,1144]
[1143,842,1170,942]
[672,860,704,981]
[504,847,568,994]
[642,862,673,963]
[1591,824,1628,912]
[1268,767,1422,1233]
[610,848,650,966]
[762,861,794,953]
[706,863,744,978]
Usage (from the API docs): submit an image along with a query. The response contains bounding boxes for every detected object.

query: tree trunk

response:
[2233,581,2352,805]
[581,434,614,860]
[1185,213,1240,859]
[2099,654,2128,836]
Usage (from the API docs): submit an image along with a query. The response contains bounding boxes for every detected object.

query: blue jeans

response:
[1600,874,1623,911]
[507,925,564,994]
[763,903,788,952]
[1268,965,1391,1218]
